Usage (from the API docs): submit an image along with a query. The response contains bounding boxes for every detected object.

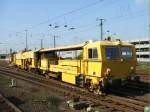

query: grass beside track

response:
[137,64,150,72]
[0,73,65,112]
[0,75,11,87]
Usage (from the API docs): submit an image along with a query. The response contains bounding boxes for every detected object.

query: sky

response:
[0,0,149,53]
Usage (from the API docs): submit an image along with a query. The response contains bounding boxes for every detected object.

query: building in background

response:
[129,38,150,63]
[0,54,8,60]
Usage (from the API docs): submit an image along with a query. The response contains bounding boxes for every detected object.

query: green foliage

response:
[27,91,62,112]
[47,96,62,112]
[0,75,10,87]
[137,64,150,71]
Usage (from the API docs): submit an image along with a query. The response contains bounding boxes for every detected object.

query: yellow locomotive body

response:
[14,52,22,68]
[9,52,16,65]
[12,50,37,70]
[39,40,137,92]
[20,50,37,70]
[11,40,137,93]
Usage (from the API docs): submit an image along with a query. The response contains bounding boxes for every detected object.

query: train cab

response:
[81,40,137,93]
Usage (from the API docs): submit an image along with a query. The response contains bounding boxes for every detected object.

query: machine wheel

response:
[57,72,62,81]
[88,85,94,92]
[94,88,102,95]
[134,76,140,82]
[76,74,85,87]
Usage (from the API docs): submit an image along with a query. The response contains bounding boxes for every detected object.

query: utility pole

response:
[53,36,56,48]
[40,39,43,49]
[148,0,150,63]
[52,35,59,48]
[48,24,59,48]
[10,48,12,54]
[25,29,28,50]
[96,18,105,40]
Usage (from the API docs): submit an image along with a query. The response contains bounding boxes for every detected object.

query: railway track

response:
[1,65,150,95]
[0,65,149,112]
[0,93,22,112]
[107,87,150,104]
[136,69,150,82]
[1,64,149,91]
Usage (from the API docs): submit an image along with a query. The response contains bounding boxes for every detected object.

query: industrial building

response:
[130,38,150,63]
[0,54,8,59]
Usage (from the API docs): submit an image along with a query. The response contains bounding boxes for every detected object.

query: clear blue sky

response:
[0,0,149,53]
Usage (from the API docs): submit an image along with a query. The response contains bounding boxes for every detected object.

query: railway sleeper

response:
[106,97,144,111]
[108,95,147,107]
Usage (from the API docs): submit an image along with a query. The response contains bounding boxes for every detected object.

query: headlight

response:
[130,66,134,70]
[130,66,135,73]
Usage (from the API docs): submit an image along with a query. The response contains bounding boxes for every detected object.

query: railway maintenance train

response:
[9,39,138,94]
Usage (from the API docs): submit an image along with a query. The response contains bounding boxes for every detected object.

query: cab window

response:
[121,47,132,58]
[105,47,119,59]
[88,48,98,59]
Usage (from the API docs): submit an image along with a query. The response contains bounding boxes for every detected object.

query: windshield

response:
[105,46,133,60]
[105,47,120,59]
[121,46,132,58]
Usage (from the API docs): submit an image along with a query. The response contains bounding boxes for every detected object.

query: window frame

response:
[105,46,120,60]
[88,47,98,59]
[120,46,133,59]
[105,46,133,60]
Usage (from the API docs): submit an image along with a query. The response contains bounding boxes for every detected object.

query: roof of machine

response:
[39,43,86,52]
[39,40,133,53]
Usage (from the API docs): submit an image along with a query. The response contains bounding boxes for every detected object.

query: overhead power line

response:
[109,9,147,22]
[50,9,146,37]
[4,0,119,35]
[27,0,105,30]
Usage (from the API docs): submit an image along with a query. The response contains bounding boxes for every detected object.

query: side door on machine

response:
[83,44,101,80]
